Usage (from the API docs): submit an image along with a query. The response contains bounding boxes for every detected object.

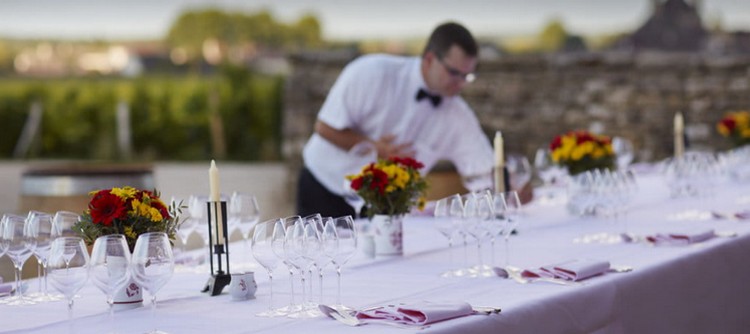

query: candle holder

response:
[201,200,231,296]
[494,165,510,193]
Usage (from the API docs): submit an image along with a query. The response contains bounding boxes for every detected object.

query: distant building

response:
[614,0,707,52]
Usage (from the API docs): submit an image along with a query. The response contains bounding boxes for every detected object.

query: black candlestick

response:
[201,200,231,296]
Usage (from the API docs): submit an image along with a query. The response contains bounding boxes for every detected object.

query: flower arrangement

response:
[717,111,750,148]
[347,157,428,219]
[74,186,183,251]
[550,130,616,176]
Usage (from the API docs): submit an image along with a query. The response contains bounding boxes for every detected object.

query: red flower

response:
[550,135,562,151]
[576,131,594,144]
[369,168,389,195]
[721,118,736,131]
[89,191,127,226]
[389,157,424,170]
[350,176,364,191]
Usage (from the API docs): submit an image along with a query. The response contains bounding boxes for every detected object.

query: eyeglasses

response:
[437,57,476,83]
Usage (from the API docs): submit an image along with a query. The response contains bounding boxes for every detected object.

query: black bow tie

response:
[416,88,442,107]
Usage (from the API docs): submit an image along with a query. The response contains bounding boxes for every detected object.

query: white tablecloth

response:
[3,172,750,333]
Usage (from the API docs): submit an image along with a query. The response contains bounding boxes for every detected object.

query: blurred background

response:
[0,0,749,216]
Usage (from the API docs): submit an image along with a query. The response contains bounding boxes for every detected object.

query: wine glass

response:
[1,214,36,306]
[188,195,211,266]
[612,137,635,170]
[131,232,175,334]
[47,237,89,329]
[495,191,522,267]
[434,195,462,277]
[325,215,357,309]
[51,211,82,239]
[26,211,61,302]
[534,148,565,202]
[89,234,131,323]
[506,154,532,192]
[283,219,311,318]
[230,192,261,268]
[272,217,298,314]
[252,218,283,317]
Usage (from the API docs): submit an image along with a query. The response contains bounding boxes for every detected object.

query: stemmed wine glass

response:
[323,215,357,309]
[270,217,299,315]
[47,237,89,331]
[434,195,461,277]
[495,191,522,267]
[252,218,283,317]
[188,195,211,267]
[283,219,311,318]
[51,211,81,238]
[506,154,532,192]
[534,148,565,202]
[25,211,60,302]
[311,217,333,305]
[130,232,175,334]
[612,137,635,170]
[89,234,131,325]
[1,214,36,305]
[230,192,261,268]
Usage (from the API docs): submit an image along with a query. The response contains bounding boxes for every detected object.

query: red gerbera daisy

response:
[89,191,127,226]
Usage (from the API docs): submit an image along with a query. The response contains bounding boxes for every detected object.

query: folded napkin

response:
[646,229,715,246]
[356,301,474,326]
[522,259,611,282]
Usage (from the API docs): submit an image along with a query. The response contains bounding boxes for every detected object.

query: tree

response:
[538,18,568,52]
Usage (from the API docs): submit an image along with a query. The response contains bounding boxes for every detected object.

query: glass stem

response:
[288,268,295,306]
[299,270,307,310]
[267,271,274,311]
[36,260,42,293]
[318,268,324,305]
[476,241,483,270]
[67,298,74,334]
[14,264,23,299]
[504,237,510,267]
[151,295,158,332]
[490,238,496,267]
[336,266,342,306]
[42,262,49,296]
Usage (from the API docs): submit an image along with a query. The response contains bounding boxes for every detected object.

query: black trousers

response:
[296,167,357,218]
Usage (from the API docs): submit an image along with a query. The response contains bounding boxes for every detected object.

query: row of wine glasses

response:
[569,169,639,243]
[433,190,522,278]
[45,232,174,334]
[251,214,357,318]
[0,210,82,306]
[533,136,635,204]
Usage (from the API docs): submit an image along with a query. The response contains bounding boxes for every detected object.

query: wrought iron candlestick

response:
[202,200,231,296]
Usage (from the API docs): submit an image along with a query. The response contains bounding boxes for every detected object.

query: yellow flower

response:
[381,164,409,190]
[123,226,137,240]
[131,199,163,222]
[742,128,750,139]
[111,186,137,200]
[417,197,426,211]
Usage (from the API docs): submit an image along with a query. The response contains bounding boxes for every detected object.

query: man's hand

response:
[374,135,415,159]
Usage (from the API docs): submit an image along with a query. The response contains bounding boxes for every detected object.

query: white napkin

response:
[522,259,611,282]
[646,229,715,246]
[356,301,474,325]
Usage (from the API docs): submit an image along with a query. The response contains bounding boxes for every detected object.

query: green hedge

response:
[0,67,283,161]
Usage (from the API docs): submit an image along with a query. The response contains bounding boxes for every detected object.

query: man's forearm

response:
[314,120,369,151]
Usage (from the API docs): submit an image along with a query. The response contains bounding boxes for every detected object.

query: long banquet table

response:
[3,171,750,333]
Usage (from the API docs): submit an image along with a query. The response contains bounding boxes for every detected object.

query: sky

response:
[1,0,749,41]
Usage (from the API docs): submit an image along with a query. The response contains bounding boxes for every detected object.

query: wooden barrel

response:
[19,163,155,214]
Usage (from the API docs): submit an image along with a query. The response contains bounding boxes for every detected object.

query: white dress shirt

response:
[302,54,494,196]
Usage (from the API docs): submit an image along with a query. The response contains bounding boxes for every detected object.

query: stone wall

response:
[282,51,750,189]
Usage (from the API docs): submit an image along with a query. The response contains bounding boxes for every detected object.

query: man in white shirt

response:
[298,22,494,217]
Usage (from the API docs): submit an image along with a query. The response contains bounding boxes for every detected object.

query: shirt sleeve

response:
[316,55,383,130]
[443,101,495,181]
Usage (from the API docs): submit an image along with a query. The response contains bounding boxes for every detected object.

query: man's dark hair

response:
[422,22,478,58]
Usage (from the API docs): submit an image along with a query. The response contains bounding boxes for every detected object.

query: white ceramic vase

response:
[372,214,404,256]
